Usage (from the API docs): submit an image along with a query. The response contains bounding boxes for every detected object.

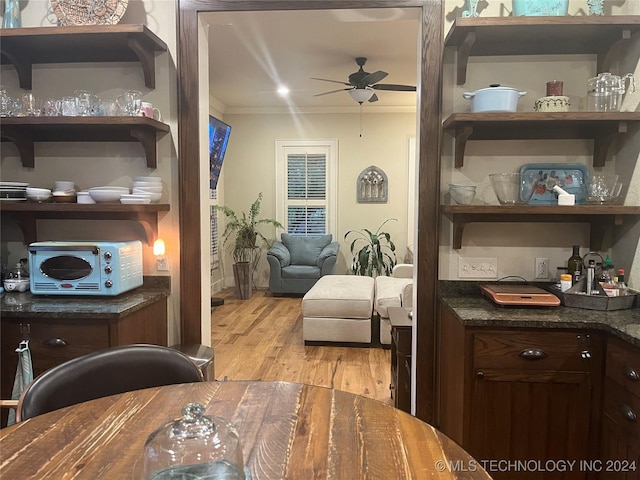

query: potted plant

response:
[344,218,398,277]
[214,192,283,299]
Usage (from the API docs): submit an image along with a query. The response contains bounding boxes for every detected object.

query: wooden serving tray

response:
[480,283,561,307]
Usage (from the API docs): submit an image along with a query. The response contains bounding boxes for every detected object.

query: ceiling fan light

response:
[349,89,374,103]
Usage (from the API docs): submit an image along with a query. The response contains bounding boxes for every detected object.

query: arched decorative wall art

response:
[357,166,388,203]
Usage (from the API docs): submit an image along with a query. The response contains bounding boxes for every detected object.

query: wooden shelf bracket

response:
[456,31,476,86]
[453,124,473,168]
[127,36,157,89]
[129,126,158,168]
[1,126,35,168]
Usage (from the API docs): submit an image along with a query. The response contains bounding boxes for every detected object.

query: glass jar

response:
[143,402,247,480]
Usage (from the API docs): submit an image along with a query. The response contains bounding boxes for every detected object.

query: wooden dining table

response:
[0,380,490,479]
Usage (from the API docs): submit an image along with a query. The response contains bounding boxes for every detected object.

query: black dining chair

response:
[17,344,204,422]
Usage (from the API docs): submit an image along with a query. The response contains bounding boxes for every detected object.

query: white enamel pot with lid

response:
[463,84,527,112]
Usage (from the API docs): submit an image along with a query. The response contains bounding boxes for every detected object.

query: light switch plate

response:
[458,257,498,279]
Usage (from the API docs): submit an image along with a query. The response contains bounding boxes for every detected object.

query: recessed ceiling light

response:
[277,86,290,97]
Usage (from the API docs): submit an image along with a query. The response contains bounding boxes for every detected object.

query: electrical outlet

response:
[156,256,169,271]
[458,257,498,279]
[535,257,549,279]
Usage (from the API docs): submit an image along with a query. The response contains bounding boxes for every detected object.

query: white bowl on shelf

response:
[121,193,152,204]
[89,188,124,203]
[89,186,130,193]
[134,176,162,184]
[26,187,52,202]
[132,188,161,202]
[132,182,162,192]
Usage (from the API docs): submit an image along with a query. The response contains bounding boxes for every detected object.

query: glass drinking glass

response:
[116,90,142,116]
[61,96,78,116]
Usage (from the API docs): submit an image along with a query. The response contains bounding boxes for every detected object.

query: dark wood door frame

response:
[177,0,443,423]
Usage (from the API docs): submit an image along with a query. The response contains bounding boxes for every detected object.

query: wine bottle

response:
[567,245,583,286]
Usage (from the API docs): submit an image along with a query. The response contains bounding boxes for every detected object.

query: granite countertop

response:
[0,288,167,320]
[440,294,640,348]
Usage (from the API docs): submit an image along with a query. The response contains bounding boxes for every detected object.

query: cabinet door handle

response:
[622,405,637,423]
[519,348,547,360]
[476,370,484,379]
[43,338,68,348]
[623,366,640,382]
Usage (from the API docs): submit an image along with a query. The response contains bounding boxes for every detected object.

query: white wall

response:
[0,0,182,343]
[217,111,417,287]
[440,0,640,287]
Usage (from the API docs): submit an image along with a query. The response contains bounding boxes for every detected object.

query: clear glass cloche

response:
[143,402,247,479]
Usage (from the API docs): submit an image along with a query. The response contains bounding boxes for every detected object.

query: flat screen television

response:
[209,115,232,190]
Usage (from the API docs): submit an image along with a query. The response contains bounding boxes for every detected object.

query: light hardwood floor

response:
[210,288,393,405]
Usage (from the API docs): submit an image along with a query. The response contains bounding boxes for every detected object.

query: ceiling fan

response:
[312,57,416,104]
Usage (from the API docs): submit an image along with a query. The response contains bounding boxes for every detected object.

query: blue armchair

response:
[267,234,339,294]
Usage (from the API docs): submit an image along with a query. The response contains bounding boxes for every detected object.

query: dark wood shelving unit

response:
[441,204,640,251]
[444,16,640,85]
[0,202,170,246]
[0,25,168,89]
[0,116,170,168]
[442,112,640,168]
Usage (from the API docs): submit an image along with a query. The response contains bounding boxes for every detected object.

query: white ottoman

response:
[302,275,374,344]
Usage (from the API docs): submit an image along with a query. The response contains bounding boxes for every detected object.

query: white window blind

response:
[276,140,337,237]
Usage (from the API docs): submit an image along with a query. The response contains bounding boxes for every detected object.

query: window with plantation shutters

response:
[276,140,337,238]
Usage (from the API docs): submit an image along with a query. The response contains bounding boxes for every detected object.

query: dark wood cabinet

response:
[439,303,603,480]
[0,296,167,426]
[388,307,412,413]
[600,337,640,478]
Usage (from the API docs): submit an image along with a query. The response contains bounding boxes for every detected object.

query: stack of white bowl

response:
[26,187,52,203]
[129,176,163,203]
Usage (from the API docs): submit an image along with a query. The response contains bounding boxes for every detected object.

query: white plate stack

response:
[0,182,28,201]
[129,176,163,203]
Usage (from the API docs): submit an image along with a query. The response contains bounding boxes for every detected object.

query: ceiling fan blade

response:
[371,84,416,92]
[314,88,352,97]
[311,77,352,86]
[368,93,379,103]
[361,70,388,86]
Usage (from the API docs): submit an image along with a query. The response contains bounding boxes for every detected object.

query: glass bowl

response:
[585,174,619,204]
[489,173,538,205]
[448,184,476,205]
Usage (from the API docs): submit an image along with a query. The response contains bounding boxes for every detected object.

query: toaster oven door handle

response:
[43,338,68,348]
[29,245,99,254]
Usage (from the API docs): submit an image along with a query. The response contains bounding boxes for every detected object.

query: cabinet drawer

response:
[606,337,640,399]
[2,321,109,370]
[603,378,640,445]
[473,331,598,371]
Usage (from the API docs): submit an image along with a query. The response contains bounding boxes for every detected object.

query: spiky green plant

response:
[214,193,283,263]
[344,218,397,277]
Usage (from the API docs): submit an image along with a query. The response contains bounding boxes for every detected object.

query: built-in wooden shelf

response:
[444,16,640,85]
[0,202,170,246]
[0,25,168,89]
[441,204,640,251]
[442,112,640,168]
[0,116,170,168]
